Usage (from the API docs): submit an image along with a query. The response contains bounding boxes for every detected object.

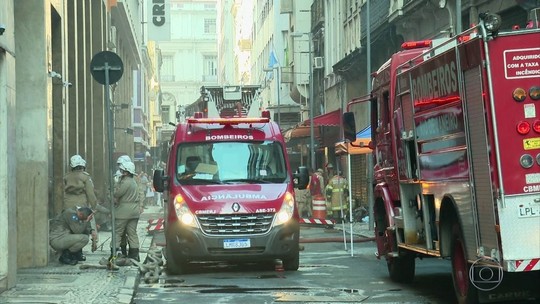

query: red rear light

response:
[261,110,271,119]
[401,40,432,50]
[194,112,203,118]
[517,121,531,135]
[533,120,540,133]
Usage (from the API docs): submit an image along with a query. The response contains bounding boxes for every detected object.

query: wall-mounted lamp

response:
[48,70,72,87]
[115,127,133,135]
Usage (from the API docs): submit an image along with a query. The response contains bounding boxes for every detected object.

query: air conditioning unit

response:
[280,0,293,14]
[314,57,324,69]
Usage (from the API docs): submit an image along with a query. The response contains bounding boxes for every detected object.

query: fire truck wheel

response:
[165,245,189,275]
[387,252,415,283]
[450,223,478,304]
[283,250,300,271]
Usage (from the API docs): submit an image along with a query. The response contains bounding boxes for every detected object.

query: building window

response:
[204,55,217,77]
[204,18,216,34]
[162,55,174,81]
[161,106,170,124]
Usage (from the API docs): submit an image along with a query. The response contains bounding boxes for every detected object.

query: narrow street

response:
[134,208,456,303]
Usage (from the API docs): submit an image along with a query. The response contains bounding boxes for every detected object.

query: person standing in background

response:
[137,171,149,208]
[309,168,325,198]
[309,168,326,219]
[325,170,349,221]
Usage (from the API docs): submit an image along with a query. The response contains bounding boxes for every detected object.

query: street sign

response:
[90,51,124,85]
[89,50,124,267]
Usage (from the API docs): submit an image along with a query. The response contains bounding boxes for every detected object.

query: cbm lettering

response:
[153,0,165,26]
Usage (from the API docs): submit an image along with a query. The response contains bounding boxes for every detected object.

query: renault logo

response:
[232,202,240,212]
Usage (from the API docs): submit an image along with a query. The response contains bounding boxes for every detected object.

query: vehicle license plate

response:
[223,239,250,249]
[518,205,540,218]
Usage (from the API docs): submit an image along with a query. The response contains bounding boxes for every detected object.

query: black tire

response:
[387,252,416,283]
[283,250,300,271]
[164,245,188,275]
[378,202,415,283]
[450,223,478,304]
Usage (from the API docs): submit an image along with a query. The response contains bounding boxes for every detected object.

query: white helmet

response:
[119,161,136,175]
[70,155,86,168]
[116,155,132,165]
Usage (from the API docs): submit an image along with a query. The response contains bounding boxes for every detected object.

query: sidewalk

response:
[299,217,373,239]
[333,220,374,238]
[0,205,163,304]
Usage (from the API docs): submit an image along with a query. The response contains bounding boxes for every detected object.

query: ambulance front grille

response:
[197,213,274,235]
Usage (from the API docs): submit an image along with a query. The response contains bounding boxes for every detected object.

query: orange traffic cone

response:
[312,195,327,219]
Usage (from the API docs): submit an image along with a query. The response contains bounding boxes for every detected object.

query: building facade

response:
[157,0,218,146]
[0,0,154,292]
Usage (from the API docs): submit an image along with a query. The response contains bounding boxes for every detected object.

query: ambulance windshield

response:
[175,141,288,184]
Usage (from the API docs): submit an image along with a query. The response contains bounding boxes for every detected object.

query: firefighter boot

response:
[120,245,127,257]
[128,248,140,262]
[73,250,86,261]
[59,250,78,265]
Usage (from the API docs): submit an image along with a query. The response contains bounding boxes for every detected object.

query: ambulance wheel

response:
[387,251,415,283]
[283,250,300,271]
[165,245,188,275]
[451,223,478,304]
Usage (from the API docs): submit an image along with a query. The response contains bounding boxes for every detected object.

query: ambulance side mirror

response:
[152,169,168,193]
[293,166,309,190]
[343,112,357,143]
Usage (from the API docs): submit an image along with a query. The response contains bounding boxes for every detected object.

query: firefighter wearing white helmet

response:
[63,154,98,211]
[63,154,99,261]
[113,154,146,257]
[112,161,142,261]
[114,155,132,184]
[117,155,132,164]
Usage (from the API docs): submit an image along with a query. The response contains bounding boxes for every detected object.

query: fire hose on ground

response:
[131,247,164,284]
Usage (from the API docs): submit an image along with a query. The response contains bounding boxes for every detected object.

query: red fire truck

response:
[343,12,540,303]
[153,85,309,275]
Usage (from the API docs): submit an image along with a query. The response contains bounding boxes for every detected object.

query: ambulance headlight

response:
[174,194,198,228]
[274,192,295,226]
[536,153,540,166]
[520,154,534,169]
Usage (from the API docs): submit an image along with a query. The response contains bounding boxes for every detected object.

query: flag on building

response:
[266,50,279,80]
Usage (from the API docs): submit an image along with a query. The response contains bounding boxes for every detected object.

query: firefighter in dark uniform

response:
[49,207,97,265]
[325,170,349,220]
[112,161,142,262]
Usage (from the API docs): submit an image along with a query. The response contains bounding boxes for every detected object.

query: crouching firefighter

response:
[49,207,97,265]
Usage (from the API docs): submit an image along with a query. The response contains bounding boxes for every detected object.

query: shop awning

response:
[283,110,340,142]
[283,126,320,142]
[302,109,341,127]
[335,126,372,155]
